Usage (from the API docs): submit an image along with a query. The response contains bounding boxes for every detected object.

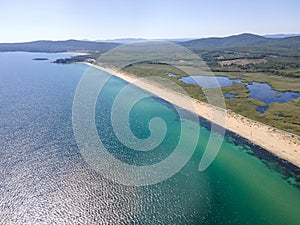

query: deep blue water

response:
[180,75,300,113]
[1,52,300,225]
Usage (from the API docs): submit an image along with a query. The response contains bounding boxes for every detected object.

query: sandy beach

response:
[84,62,300,168]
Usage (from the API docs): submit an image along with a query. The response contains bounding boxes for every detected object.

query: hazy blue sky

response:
[0,0,299,42]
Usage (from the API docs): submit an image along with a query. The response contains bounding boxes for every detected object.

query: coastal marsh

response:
[123,62,300,135]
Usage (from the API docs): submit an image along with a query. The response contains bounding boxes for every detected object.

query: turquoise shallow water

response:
[1,52,300,224]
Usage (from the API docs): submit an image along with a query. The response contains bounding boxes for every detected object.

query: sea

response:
[1,52,300,224]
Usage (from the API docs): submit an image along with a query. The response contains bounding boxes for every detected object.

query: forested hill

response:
[181,33,268,49]
[180,33,300,56]
[0,40,120,53]
[1,34,300,56]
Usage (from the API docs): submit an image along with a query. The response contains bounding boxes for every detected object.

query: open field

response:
[218,58,266,67]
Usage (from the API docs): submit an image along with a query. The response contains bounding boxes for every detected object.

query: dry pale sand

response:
[84,62,300,168]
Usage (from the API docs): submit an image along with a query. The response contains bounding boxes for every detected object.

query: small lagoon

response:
[180,76,242,88]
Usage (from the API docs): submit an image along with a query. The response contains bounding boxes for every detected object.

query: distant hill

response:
[97,38,193,44]
[179,33,300,56]
[96,38,147,44]
[264,34,300,38]
[180,33,270,49]
[0,40,120,53]
[1,34,300,55]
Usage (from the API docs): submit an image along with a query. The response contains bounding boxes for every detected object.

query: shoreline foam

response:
[84,62,300,168]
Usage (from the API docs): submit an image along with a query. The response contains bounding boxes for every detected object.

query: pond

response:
[224,93,238,99]
[180,76,242,88]
[165,72,176,77]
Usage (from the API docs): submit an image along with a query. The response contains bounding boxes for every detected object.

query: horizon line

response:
[1,32,300,43]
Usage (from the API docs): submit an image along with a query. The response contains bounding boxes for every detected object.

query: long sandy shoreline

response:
[84,62,300,168]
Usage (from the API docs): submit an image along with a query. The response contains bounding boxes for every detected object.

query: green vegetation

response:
[226,97,300,136]
[123,62,187,78]
[263,98,300,135]
[221,82,249,98]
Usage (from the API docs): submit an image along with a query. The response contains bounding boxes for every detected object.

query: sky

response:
[0,0,299,42]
